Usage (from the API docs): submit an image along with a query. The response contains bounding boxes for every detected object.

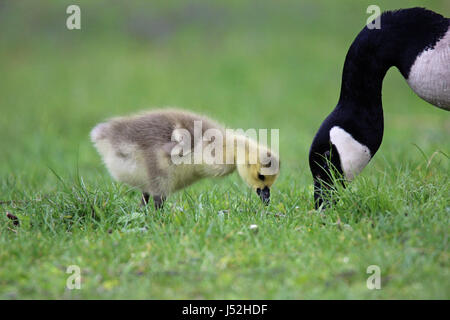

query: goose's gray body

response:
[407,28,450,110]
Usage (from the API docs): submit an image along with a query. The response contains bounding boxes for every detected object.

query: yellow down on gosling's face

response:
[233,135,279,204]
[90,109,280,209]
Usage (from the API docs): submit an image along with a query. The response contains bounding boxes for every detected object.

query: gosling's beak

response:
[256,186,270,205]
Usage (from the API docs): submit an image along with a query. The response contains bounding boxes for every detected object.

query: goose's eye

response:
[258,173,265,181]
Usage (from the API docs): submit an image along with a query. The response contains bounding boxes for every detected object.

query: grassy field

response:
[0,0,449,299]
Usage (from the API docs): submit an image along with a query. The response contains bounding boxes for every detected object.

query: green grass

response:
[0,0,449,299]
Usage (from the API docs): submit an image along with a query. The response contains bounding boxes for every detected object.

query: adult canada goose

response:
[91,109,280,209]
[309,7,449,208]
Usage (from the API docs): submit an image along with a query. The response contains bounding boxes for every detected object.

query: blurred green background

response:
[1,0,448,187]
[0,0,448,299]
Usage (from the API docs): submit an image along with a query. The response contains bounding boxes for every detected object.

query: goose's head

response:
[309,122,374,209]
[309,141,343,209]
[237,161,280,204]
[309,122,348,209]
[234,139,280,204]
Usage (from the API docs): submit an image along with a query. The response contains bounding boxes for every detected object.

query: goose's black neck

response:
[335,7,449,150]
[339,8,449,106]
[338,32,390,110]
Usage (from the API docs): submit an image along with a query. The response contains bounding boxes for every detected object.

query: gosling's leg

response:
[153,195,166,210]
[141,192,150,206]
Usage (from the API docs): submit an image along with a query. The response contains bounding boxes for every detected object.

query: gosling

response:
[90,109,280,209]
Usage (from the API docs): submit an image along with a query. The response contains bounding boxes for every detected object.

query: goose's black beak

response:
[256,186,270,205]
[313,180,325,209]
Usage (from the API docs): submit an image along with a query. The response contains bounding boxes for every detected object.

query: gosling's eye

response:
[258,173,265,181]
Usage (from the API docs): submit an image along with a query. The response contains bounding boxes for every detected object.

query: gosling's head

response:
[235,140,280,205]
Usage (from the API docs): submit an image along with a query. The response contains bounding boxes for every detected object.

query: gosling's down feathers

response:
[90,109,280,209]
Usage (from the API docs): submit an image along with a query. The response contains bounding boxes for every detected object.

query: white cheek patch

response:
[407,28,450,111]
[329,126,371,181]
